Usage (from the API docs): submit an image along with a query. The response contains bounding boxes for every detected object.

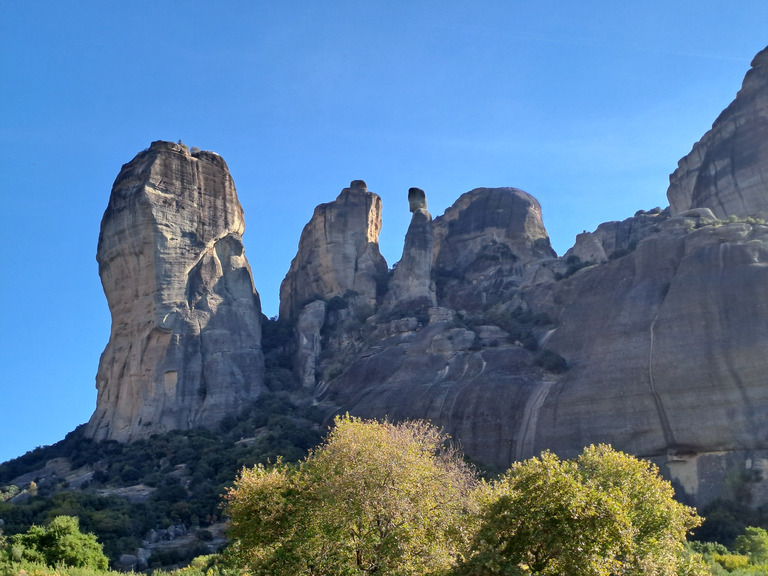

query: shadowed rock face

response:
[312,46,768,506]
[87,45,768,508]
[432,187,556,310]
[279,180,388,321]
[668,46,768,218]
[86,141,264,442]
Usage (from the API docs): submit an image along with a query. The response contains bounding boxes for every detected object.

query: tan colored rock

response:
[668,46,768,218]
[279,180,388,320]
[86,141,264,442]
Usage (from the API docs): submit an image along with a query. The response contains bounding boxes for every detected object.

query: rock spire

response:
[383,187,437,311]
[86,141,264,442]
[279,180,388,321]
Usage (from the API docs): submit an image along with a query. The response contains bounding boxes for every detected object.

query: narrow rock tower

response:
[279,180,388,321]
[383,187,437,311]
[86,141,264,442]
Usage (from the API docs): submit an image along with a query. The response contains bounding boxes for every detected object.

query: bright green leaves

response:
[456,445,702,576]
[7,515,109,570]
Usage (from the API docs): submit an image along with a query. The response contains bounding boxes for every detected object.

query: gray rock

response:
[295,300,327,389]
[432,187,556,311]
[86,141,265,442]
[383,188,436,312]
[117,554,138,571]
[668,46,768,218]
[279,180,388,321]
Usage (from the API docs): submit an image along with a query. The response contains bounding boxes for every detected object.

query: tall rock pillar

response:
[383,187,437,311]
[86,141,264,442]
[279,180,388,321]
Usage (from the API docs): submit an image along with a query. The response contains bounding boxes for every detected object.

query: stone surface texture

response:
[86,141,264,442]
[294,300,327,389]
[383,188,437,311]
[279,180,388,321]
[668,46,768,218]
[431,187,556,310]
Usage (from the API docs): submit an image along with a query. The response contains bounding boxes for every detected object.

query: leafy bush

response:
[9,516,108,570]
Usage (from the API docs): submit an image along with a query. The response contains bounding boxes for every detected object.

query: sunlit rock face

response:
[278,180,388,321]
[86,141,264,442]
[668,46,768,218]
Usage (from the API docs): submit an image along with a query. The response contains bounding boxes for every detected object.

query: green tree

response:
[227,415,478,576]
[10,515,109,570]
[456,445,702,576]
[734,526,768,564]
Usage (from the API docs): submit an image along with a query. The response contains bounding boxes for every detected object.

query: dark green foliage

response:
[0,393,324,568]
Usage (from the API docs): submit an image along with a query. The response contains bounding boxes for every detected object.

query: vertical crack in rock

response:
[648,314,676,447]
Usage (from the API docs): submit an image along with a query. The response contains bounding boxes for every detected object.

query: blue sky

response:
[1,1,766,464]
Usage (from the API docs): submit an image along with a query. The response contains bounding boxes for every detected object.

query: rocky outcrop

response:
[668,46,768,218]
[432,187,556,310]
[86,141,264,442]
[382,188,436,312]
[83,45,768,508]
[279,180,388,321]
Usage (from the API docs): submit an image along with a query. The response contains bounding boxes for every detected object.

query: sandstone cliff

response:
[86,141,264,442]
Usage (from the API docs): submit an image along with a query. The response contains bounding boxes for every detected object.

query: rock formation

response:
[668,46,768,218]
[279,180,388,321]
[431,187,556,310]
[382,187,436,312]
[294,300,326,389]
[86,45,768,508]
[86,141,264,442]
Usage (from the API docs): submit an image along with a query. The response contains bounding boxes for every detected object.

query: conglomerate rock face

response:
[278,180,388,321]
[432,187,556,310]
[86,141,264,442]
[668,46,768,218]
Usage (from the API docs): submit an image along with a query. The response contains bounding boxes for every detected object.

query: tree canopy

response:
[227,416,703,576]
[456,444,703,576]
[226,414,478,576]
[7,515,109,570]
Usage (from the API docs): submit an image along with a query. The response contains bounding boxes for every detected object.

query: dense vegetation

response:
[3,402,768,574]
[0,391,324,568]
[0,412,768,576]
[226,415,702,576]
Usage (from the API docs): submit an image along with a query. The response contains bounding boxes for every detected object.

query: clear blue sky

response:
[1,1,766,464]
